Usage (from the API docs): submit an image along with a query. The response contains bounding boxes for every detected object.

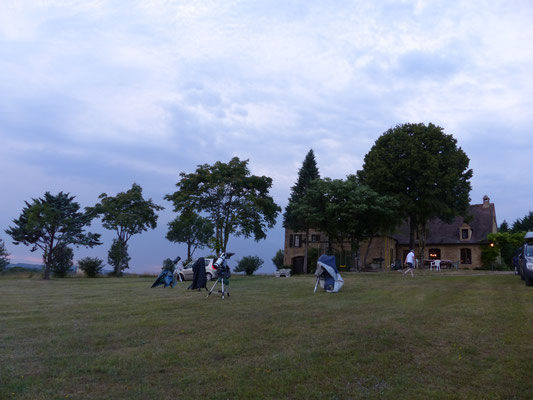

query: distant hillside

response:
[6,263,43,270]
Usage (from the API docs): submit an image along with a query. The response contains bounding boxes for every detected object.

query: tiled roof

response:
[393,202,496,245]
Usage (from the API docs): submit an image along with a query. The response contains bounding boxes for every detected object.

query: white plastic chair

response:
[430,260,441,271]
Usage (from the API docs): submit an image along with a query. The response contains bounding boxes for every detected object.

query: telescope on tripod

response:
[206,252,234,299]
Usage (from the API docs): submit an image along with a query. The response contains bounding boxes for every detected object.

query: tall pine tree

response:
[283,149,320,273]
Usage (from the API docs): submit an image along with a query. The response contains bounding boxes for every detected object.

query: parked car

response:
[518,232,533,286]
[175,258,218,282]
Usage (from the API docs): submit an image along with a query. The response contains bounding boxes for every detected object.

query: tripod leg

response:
[314,276,320,293]
[206,280,218,299]
[221,280,225,299]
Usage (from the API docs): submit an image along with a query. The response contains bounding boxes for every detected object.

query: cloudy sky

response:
[1,0,532,273]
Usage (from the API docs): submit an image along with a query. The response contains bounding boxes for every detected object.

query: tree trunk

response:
[409,216,417,251]
[363,236,374,269]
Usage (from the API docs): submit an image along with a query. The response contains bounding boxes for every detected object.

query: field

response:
[1,270,533,399]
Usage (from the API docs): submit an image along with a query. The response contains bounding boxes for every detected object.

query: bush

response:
[234,256,264,276]
[272,249,284,270]
[78,257,105,278]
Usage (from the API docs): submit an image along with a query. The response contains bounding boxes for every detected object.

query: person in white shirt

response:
[404,249,415,277]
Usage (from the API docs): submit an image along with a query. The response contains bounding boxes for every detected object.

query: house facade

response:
[284,196,497,271]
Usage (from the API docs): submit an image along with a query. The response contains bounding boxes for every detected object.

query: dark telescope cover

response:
[188,257,207,290]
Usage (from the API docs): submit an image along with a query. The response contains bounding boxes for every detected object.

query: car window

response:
[527,244,533,257]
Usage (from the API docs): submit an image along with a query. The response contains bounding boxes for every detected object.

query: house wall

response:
[397,244,482,269]
[284,229,398,271]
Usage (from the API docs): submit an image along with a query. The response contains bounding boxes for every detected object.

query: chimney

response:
[483,195,490,208]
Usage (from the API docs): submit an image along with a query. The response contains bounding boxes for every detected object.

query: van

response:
[518,232,533,286]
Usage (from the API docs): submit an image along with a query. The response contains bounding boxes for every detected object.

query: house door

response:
[292,256,304,274]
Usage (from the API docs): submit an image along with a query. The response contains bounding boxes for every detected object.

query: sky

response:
[1,0,532,274]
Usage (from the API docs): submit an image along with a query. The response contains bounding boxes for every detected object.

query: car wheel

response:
[178,273,185,281]
[526,275,533,287]
[206,272,213,281]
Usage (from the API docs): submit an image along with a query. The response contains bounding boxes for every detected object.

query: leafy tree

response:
[78,257,105,278]
[88,183,163,276]
[283,149,320,273]
[293,176,400,269]
[165,157,280,255]
[234,255,264,275]
[50,245,74,278]
[358,123,472,250]
[511,211,533,233]
[6,192,101,280]
[483,231,526,268]
[166,209,214,262]
[272,249,284,270]
[107,239,131,276]
[0,238,10,273]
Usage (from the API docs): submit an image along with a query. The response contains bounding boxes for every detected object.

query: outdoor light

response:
[490,243,495,247]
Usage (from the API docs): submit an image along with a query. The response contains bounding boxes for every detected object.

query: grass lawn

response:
[1,270,533,399]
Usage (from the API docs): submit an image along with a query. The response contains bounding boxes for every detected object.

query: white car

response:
[175,258,218,281]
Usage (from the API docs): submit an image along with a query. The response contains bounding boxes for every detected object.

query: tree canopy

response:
[165,157,280,255]
[5,192,101,280]
[511,211,533,233]
[88,183,163,276]
[291,176,399,267]
[166,209,214,262]
[283,149,320,273]
[358,123,472,249]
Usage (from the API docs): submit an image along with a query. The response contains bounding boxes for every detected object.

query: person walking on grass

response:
[404,249,415,277]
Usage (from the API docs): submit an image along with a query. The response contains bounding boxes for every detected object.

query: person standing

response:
[404,249,415,277]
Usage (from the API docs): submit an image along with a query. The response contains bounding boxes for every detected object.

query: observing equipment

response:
[151,256,181,288]
[206,252,234,299]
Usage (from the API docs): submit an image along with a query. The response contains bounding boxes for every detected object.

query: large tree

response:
[291,176,399,269]
[88,183,163,276]
[6,192,101,280]
[165,157,280,255]
[283,149,320,273]
[358,123,472,250]
[166,209,214,262]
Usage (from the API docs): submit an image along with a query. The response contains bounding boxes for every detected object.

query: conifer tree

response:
[283,149,320,273]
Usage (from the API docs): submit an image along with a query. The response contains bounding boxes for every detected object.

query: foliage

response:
[165,157,280,255]
[50,245,74,278]
[166,209,214,260]
[482,232,526,268]
[0,238,9,273]
[283,149,320,231]
[283,149,320,274]
[107,239,130,276]
[358,123,472,249]
[5,191,101,280]
[272,249,284,270]
[234,255,264,275]
[290,176,400,259]
[511,211,533,233]
[88,183,163,276]
[499,220,510,232]
[78,257,105,278]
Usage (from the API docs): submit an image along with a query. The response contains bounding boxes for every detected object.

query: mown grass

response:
[1,270,533,399]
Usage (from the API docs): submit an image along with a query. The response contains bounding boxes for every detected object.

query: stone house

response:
[283,196,497,271]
